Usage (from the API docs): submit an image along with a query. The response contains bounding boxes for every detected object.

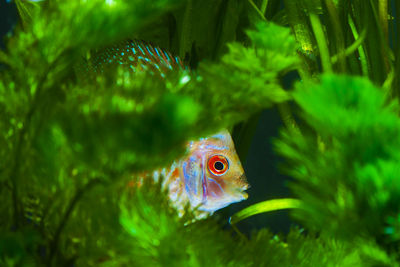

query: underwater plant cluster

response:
[1,0,400,266]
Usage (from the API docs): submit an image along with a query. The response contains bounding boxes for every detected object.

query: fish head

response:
[181,130,249,213]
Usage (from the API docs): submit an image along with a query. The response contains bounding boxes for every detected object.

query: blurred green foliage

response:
[276,75,400,242]
[1,0,400,266]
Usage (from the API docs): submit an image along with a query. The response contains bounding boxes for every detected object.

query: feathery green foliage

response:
[0,0,299,265]
[198,21,297,110]
[276,74,400,243]
[2,0,400,266]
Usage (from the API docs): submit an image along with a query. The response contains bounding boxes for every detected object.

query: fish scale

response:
[87,40,249,219]
[90,40,186,77]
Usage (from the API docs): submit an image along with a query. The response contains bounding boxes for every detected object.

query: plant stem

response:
[231,223,248,241]
[230,198,302,225]
[324,0,346,72]
[284,0,317,79]
[9,49,71,230]
[247,0,267,21]
[309,13,332,73]
[260,0,269,14]
[9,80,43,229]
[371,0,391,63]
[232,112,261,163]
[331,28,367,64]
[246,0,301,134]
[392,0,400,97]
[47,178,102,266]
[378,0,388,42]
[348,15,369,76]
[179,0,193,58]
[382,67,395,96]
[277,103,301,134]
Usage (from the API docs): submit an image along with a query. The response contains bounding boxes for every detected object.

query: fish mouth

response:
[198,173,250,212]
[237,190,248,200]
[233,174,249,200]
[240,173,250,199]
[239,173,250,190]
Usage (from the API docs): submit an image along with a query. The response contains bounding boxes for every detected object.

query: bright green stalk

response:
[229,198,302,225]
[247,0,267,21]
[309,13,332,73]
[348,15,369,76]
[331,28,367,64]
[260,0,269,14]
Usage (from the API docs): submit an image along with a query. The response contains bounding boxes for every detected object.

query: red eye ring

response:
[208,155,229,176]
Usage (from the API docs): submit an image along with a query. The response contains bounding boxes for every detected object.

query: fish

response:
[86,39,186,78]
[87,40,249,218]
[151,130,248,218]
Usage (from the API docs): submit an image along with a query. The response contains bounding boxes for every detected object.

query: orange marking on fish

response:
[89,40,249,219]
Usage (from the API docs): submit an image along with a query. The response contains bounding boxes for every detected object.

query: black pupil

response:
[214,161,224,171]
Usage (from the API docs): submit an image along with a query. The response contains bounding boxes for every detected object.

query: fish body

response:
[88,39,186,78]
[87,40,249,217]
[153,130,248,218]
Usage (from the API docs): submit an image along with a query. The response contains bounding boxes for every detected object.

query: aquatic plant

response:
[1,0,400,266]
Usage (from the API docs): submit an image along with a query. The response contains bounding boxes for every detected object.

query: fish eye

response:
[214,161,224,171]
[208,155,229,176]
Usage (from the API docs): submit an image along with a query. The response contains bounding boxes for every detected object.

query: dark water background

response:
[0,0,17,48]
[0,0,291,235]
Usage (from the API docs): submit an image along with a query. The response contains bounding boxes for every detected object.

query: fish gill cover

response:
[1,0,400,266]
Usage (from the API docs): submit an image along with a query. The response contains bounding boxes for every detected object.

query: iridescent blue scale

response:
[77,39,249,219]
[89,39,185,77]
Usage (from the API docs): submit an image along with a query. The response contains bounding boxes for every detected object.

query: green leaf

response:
[230,198,302,224]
